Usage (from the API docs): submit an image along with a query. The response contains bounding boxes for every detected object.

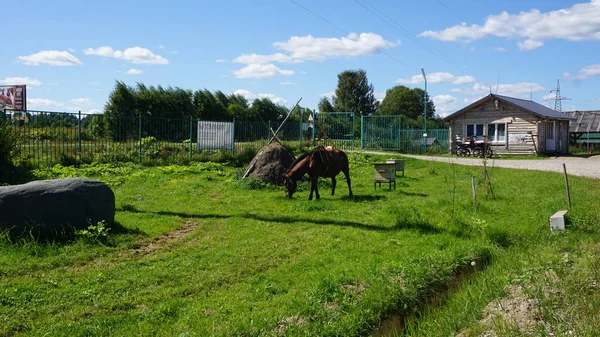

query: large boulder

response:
[246,142,295,185]
[0,178,115,236]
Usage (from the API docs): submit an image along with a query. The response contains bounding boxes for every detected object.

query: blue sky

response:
[3,0,600,117]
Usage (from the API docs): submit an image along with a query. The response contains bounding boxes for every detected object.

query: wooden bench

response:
[386,159,405,177]
[374,163,396,190]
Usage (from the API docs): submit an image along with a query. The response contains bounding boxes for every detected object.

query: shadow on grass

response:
[341,195,386,202]
[393,220,442,234]
[118,204,455,235]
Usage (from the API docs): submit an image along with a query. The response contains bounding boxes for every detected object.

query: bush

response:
[0,119,19,182]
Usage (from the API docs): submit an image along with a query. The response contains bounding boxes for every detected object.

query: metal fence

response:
[361,115,402,150]
[313,112,355,151]
[398,129,450,154]
[4,109,450,167]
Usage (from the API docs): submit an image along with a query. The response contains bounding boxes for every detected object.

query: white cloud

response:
[68,48,76,52]
[489,47,507,52]
[564,63,600,80]
[319,92,336,98]
[233,89,288,105]
[396,72,476,85]
[234,33,399,66]
[84,46,168,65]
[233,63,294,79]
[215,59,226,63]
[419,1,600,50]
[280,82,296,86]
[432,94,458,117]
[0,77,43,86]
[27,98,65,109]
[71,98,93,105]
[274,33,399,61]
[159,45,165,49]
[82,108,102,114]
[18,50,82,66]
[126,68,144,75]
[374,91,386,102]
[233,53,298,64]
[517,39,544,51]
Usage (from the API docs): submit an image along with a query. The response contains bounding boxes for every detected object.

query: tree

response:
[333,70,378,115]
[378,85,438,128]
[250,98,282,121]
[318,97,335,112]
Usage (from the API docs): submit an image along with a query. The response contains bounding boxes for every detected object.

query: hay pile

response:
[244,142,295,185]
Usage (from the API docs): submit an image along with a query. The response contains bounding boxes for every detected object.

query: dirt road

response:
[399,154,600,179]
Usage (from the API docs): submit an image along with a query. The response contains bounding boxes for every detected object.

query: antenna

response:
[545,79,571,111]
[495,75,500,94]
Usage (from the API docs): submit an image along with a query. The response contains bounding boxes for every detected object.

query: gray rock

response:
[0,178,115,236]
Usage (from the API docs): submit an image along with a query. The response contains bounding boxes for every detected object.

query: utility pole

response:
[421,68,428,153]
[549,79,570,112]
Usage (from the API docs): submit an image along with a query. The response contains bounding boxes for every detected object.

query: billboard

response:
[197,121,234,150]
[0,85,26,111]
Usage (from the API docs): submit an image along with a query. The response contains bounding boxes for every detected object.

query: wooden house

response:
[443,94,576,155]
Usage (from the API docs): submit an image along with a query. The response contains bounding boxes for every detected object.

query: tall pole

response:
[421,68,427,153]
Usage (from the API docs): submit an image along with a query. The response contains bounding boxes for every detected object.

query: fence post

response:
[299,119,302,150]
[189,116,193,160]
[138,114,142,163]
[78,110,82,155]
[232,119,236,153]
[360,114,364,149]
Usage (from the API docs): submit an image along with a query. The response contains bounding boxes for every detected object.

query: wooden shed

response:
[443,94,576,155]
[565,110,600,148]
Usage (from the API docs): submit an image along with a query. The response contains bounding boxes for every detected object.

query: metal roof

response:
[565,110,600,133]
[444,94,577,121]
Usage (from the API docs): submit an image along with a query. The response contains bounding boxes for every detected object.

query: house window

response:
[466,124,484,140]
[487,123,506,144]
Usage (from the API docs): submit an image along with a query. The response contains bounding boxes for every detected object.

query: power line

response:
[289,0,412,69]
[354,0,471,76]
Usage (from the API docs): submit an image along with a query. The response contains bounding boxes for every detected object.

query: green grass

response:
[1,153,599,336]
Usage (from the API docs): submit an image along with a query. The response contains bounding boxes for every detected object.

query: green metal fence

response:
[398,129,450,154]
[4,109,450,167]
[360,115,402,150]
[312,112,355,151]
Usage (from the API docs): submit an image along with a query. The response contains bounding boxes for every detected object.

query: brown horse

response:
[283,146,353,200]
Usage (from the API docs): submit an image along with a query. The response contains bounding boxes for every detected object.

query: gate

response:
[360,115,402,150]
[312,112,354,151]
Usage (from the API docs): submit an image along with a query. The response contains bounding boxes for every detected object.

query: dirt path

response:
[363,152,600,179]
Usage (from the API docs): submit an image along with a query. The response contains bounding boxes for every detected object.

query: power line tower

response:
[547,79,570,111]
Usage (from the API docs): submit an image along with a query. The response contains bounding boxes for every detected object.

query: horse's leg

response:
[308,175,316,200]
[313,176,320,200]
[343,169,353,197]
[331,176,336,196]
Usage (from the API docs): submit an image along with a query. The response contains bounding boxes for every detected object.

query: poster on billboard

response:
[0,85,27,111]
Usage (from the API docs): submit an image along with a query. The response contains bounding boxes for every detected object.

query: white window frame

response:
[486,123,506,145]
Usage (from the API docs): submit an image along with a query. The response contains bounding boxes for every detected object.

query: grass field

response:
[1,153,599,336]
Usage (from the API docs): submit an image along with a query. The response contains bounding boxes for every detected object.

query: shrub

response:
[0,118,19,182]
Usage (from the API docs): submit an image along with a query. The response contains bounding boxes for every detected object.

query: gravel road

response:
[398,154,600,179]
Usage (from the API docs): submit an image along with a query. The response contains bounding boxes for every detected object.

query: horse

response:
[283,146,353,200]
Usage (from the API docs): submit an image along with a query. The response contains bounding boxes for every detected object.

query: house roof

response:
[443,94,577,122]
[565,110,600,133]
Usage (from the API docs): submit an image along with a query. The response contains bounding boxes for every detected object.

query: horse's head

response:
[282,174,297,198]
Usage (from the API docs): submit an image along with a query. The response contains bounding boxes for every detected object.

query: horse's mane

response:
[288,150,313,170]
